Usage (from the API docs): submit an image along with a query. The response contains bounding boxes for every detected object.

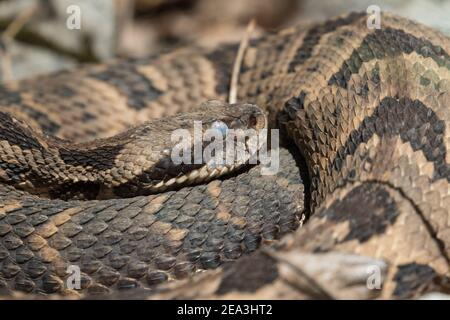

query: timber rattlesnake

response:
[0,12,449,299]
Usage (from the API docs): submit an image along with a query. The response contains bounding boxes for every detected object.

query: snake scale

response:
[1,12,450,299]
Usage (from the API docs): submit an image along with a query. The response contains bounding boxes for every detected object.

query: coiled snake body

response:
[0,12,449,299]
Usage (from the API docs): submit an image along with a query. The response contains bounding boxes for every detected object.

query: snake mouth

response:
[148,161,246,192]
[142,131,267,194]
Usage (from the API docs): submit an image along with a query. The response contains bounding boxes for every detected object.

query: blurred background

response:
[0,0,449,83]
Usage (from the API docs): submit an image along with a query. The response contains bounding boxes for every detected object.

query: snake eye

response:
[211,121,229,137]
[248,114,258,128]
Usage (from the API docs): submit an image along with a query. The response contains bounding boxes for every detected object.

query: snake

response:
[0,11,450,299]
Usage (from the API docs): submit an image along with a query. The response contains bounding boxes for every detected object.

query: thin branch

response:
[0,40,12,82]
[2,4,38,40]
[0,3,38,82]
[229,19,256,104]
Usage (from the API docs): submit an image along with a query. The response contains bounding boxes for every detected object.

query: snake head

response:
[108,100,268,198]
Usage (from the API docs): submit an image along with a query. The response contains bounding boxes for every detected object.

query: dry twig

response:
[229,19,256,104]
[0,4,38,82]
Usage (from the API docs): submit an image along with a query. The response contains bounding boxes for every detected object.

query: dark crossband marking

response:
[58,144,125,171]
[17,104,61,135]
[89,61,163,111]
[205,44,239,95]
[0,112,45,151]
[216,252,278,294]
[329,28,450,89]
[31,82,77,99]
[330,97,448,181]
[0,87,22,106]
[0,87,62,141]
[288,12,366,73]
[315,183,399,243]
[393,263,444,299]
